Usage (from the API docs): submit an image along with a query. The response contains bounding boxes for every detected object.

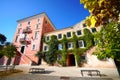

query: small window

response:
[19,24,22,27]
[34,32,38,39]
[46,36,49,41]
[17,28,21,34]
[58,44,63,50]
[44,46,48,51]
[91,28,97,33]
[32,44,36,50]
[77,30,82,36]
[67,32,71,38]
[68,42,74,49]
[15,35,19,42]
[78,40,84,48]
[28,21,30,25]
[58,34,62,39]
[38,18,40,22]
[57,54,62,60]
[36,24,39,29]
[83,23,87,27]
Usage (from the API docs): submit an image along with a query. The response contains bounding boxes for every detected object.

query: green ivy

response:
[43,28,95,66]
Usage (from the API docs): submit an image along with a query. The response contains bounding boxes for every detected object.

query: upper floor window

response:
[44,46,48,51]
[38,18,40,22]
[78,40,84,48]
[83,23,87,27]
[58,44,63,50]
[67,32,71,38]
[45,21,47,24]
[17,28,21,34]
[68,42,74,49]
[58,34,62,39]
[77,30,82,36]
[28,21,30,25]
[32,44,36,50]
[19,24,22,27]
[20,46,25,54]
[34,32,38,39]
[91,28,97,33]
[36,24,39,29]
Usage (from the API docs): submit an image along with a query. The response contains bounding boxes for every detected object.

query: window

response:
[83,23,87,27]
[24,34,27,40]
[68,42,74,49]
[17,28,21,34]
[28,21,30,25]
[36,24,39,29]
[77,30,82,36]
[20,46,25,53]
[45,21,47,24]
[58,44,63,50]
[44,46,48,51]
[34,32,38,39]
[91,28,97,33]
[15,35,19,42]
[58,34,62,39]
[32,44,36,50]
[38,18,40,22]
[78,40,84,48]
[67,32,71,38]
[19,24,22,27]
[46,36,49,41]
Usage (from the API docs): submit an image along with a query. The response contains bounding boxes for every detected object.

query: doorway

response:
[67,54,75,66]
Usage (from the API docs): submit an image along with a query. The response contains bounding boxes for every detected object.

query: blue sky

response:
[0,0,89,42]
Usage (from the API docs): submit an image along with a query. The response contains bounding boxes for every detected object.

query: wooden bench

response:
[81,70,101,77]
[29,68,45,73]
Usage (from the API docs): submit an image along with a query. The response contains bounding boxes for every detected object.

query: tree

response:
[45,35,58,65]
[2,43,17,65]
[0,33,6,44]
[80,0,120,27]
[94,22,120,61]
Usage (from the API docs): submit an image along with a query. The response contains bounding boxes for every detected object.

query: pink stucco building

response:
[12,13,55,65]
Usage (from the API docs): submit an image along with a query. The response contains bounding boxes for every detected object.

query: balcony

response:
[23,28,32,34]
[19,38,31,44]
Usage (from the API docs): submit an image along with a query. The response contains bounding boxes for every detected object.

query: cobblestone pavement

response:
[0,74,113,80]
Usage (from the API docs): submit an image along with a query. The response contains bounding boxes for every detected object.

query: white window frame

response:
[58,34,62,40]
[78,40,84,48]
[76,30,82,36]
[66,32,72,38]
[34,31,38,39]
[68,42,74,49]
[43,46,48,51]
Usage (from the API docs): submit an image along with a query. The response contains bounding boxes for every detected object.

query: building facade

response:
[0,13,116,68]
[12,13,55,65]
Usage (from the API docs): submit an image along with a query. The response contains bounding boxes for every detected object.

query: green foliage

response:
[43,29,95,66]
[94,22,120,61]
[0,33,6,44]
[2,44,17,59]
[45,35,58,65]
[83,28,94,48]
[80,0,120,27]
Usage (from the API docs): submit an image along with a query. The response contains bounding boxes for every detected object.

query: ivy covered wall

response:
[42,28,95,67]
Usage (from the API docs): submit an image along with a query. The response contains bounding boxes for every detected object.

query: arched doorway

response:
[67,54,75,66]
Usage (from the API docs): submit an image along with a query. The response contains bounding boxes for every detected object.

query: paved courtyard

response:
[0,65,120,80]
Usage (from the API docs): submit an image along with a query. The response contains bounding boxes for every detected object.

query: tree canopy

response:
[80,0,120,27]
[94,22,120,61]
[0,33,6,44]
